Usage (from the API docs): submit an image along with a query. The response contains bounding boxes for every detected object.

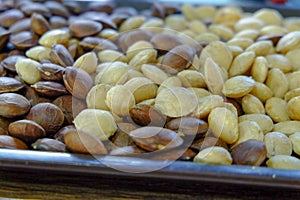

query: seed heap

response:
[0,0,300,170]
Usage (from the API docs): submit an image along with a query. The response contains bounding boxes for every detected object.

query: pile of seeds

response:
[1,0,300,170]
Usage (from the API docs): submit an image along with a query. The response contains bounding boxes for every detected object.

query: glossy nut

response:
[129,126,183,152]
[8,119,46,144]
[0,93,30,118]
[37,63,64,82]
[0,77,24,94]
[69,19,103,38]
[231,139,266,166]
[32,138,66,152]
[0,135,28,150]
[30,13,50,35]
[31,81,68,98]
[50,44,74,67]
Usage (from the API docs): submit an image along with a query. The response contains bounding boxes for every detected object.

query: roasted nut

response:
[193,146,232,165]
[0,77,24,94]
[10,31,39,50]
[0,27,10,50]
[64,129,107,154]
[45,1,70,18]
[231,139,266,166]
[74,109,118,141]
[8,119,45,144]
[21,2,51,18]
[1,55,26,72]
[129,126,183,151]
[129,104,166,127]
[69,19,103,38]
[0,9,24,28]
[50,44,74,67]
[117,29,152,52]
[54,125,76,143]
[190,137,228,152]
[0,135,28,150]
[0,93,30,118]
[161,45,195,74]
[208,107,239,144]
[63,66,93,99]
[150,33,183,53]
[166,117,208,139]
[30,13,50,35]
[37,63,64,82]
[264,132,292,158]
[32,138,66,152]
[26,103,64,135]
[31,81,68,98]
[79,36,118,51]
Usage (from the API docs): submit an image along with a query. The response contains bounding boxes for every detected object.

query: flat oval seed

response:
[0,77,24,94]
[194,146,232,165]
[222,76,255,98]
[266,155,300,170]
[229,51,255,77]
[273,121,300,136]
[266,97,290,122]
[265,68,288,99]
[0,93,30,118]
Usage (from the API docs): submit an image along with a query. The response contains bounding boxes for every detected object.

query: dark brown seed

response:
[0,127,8,135]
[110,13,130,27]
[150,148,197,161]
[0,93,30,118]
[8,119,46,144]
[0,65,6,77]
[50,44,74,67]
[224,97,243,116]
[50,16,68,29]
[117,29,153,52]
[63,66,93,99]
[109,145,144,156]
[68,43,84,60]
[31,81,68,98]
[88,1,115,14]
[1,54,26,72]
[32,138,66,152]
[113,6,138,16]
[166,117,208,139]
[63,1,83,14]
[38,63,64,81]
[0,116,10,131]
[79,36,118,51]
[10,31,38,50]
[21,3,51,18]
[44,1,70,18]
[129,126,183,152]
[190,136,228,152]
[231,139,267,166]
[0,9,24,28]
[150,33,183,53]
[256,34,284,46]
[111,128,135,148]
[129,104,166,127]
[0,135,28,150]
[30,13,51,35]
[0,26,10,49]
[69,19,103,38]
[151,3,165,18]
[161,45,195,74]
[64,129,107,154]
[0,77,24,94]
[26,103,64,135]
[23,86,52,106]
[54,125,76,142]
[164,4,181,15]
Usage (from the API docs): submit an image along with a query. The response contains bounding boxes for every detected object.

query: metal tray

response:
[1,0,300,195]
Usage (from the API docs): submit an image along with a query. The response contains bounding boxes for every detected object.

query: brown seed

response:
[0,135,28,149]
[0,93,30,118]
[166,117,208,139]
[110,13,129,26]
[94,17,117,30]
[44,1,70,18]
[8,119,46,144]
[30,13,51,36]
[9,18,31,34]
[0,127,8,135]
[32,138,66,152]
[111,128,135,147]
[88,1,115,14]
[190,136,228,152]
[26,103,64,135]
[50,44,74,67]
[64,129,107,154]
[129,104,166,127]
[109,145,144,156]
[69,19,103,38]
[151,3,165,18]
[79,36,118,51]
[231,139,267,166]
[150,148,197,161]
[150,33,183,53]
[256,33,284,46]
[161,45,195,74]
[0,65,6,77]
[31,81,68,98]
[63,1,83,14]
[129,126,183,151]
[117,29,153,52]
[23,86,51,106]
[54,125,76,142]
[1,54,26,72]
[37,63,64,81]
[0,9,24,28]
[0,77,24,94]
[10,31,39,50]
[63,66,93,99]
[50,16,68,29]
[0,26,10,50]
[21,3,51,18]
